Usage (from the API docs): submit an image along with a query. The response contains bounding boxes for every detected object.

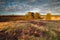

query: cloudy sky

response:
[0,0,60,15]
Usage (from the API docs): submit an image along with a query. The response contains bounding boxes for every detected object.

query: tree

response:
[25,12,34,20]
[28,12,34,19]
[34,12,41,19]
[25,13,29,20]
[45,13,52,20]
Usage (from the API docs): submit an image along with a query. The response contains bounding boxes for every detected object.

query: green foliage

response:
[25,12,34,20]
[46,13,52,20]
[25,12,41,20]
[34,12,41,19]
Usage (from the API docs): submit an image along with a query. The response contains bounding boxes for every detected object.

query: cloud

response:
[0,0,60,15]
[0,2,5,4]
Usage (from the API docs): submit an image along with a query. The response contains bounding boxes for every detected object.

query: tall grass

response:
[0,21,60,40]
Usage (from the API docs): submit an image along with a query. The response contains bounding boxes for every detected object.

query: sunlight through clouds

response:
[0,0,60,15]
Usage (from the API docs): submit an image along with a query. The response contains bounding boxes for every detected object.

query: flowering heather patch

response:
[0,20,60,40]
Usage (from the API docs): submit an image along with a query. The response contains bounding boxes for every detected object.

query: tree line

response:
[25,12,52,20]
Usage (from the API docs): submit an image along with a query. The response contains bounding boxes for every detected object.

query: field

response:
[0,20,60,40]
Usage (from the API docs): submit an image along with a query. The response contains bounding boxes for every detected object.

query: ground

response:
[0,20,60,40]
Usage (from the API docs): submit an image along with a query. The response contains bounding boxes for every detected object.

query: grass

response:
[0,20,60,40]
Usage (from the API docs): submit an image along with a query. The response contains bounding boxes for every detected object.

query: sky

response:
[0,0,60,15]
